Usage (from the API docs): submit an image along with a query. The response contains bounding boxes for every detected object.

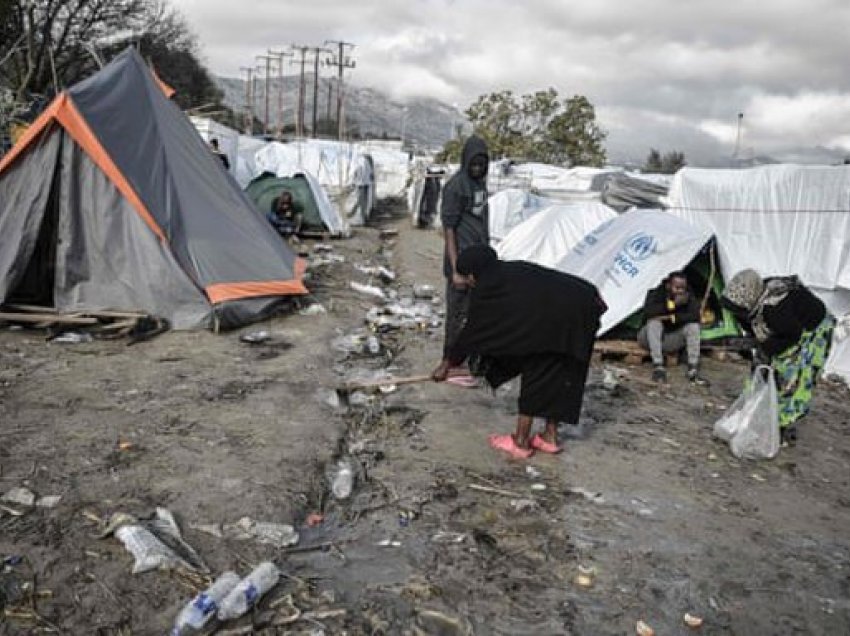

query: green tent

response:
[245,172,325,230]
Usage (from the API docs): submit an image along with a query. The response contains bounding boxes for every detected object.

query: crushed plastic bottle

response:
[171,571,240,635]
[217,562,280,620]
[331,459,354,499]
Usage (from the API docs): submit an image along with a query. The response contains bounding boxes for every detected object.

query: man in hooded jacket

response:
[432,136,490,380]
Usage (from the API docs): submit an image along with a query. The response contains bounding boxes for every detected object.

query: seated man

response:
[266,190,302,240]
[637,271,704,384]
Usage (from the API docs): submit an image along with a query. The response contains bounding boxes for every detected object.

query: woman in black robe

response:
[433,245,606,458]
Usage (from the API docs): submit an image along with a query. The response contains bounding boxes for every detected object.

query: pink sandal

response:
[488,434,534,459]
[530,434,563,454]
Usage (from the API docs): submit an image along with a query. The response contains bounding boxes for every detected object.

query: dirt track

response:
[2,206,849,635]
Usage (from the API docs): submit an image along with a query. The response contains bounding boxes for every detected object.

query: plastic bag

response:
[713,365,780,460]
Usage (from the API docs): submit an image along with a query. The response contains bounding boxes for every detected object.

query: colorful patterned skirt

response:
[772,316,835,428]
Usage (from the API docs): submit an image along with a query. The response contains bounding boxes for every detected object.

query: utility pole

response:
[290,45,309,138]
[239,66,254,134]
[256,54,277,135]
[311,46,330,138]
[324,40,355,140]
[269,49,293,138]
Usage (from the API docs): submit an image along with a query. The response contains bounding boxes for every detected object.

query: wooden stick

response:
[340,373,433,392]
[468,483,528,498]
[0,312,98,325]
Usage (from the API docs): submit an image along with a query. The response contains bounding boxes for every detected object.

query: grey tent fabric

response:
[53,135,211,329]
[600,173,669,212]
[67,49,303,297]
[0,128,60,300]
[0,48,307,329]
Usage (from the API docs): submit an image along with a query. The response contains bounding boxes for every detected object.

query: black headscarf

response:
[451,245,606,363]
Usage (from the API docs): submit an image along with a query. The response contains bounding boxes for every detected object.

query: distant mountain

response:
[215,75,462,151]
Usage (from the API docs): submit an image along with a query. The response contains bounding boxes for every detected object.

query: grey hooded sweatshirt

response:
[440,135,490,277]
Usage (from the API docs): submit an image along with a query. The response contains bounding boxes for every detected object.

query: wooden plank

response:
[0,312,98,326]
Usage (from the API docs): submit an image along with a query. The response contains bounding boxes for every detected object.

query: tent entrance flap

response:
[7,134,63,307]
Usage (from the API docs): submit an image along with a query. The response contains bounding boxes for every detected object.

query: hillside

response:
[215,75,462,151]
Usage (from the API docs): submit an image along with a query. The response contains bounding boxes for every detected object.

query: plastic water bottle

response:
[331,460,354,499]
[217,562,280,621]
[171,571,240,635]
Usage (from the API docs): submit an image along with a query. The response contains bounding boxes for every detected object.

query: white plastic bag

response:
[713,365,780,460]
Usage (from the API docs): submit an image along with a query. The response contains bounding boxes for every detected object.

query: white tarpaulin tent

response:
[554,209,713,334]
[488,189,554,243]
[664,164,850,382]
[664,165,850,316]
[497,202,617,268]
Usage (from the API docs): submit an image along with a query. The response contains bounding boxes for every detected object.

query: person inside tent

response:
[417,166,444,228]
[638,271,706,384]
[432,136,490,381]
[209,138,230,170]
[722,269,835,445]
[433,245,606,459]
[267,190,302,241]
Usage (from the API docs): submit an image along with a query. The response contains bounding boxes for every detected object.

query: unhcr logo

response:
[623,233,657,262]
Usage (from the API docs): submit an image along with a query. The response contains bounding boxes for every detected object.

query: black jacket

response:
[643,283,700,332]
[440,136,489,276]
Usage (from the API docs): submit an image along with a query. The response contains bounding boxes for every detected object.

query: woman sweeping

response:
[432,245,606,459]
[722,269,835,444]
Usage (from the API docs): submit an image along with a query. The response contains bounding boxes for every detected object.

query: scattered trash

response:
[398,509,417,527]
[313,243,334,253]
[355,264,396,283]
[36,495,62,508]
[568,487,605,504]
[365,302,440,331]
[349,281,387,301]
[751,473,767,482]
[530,483,547,491]
[416,608,472,635]
[172,571,241,635]
[189,523,224,539]
[683,612,704,628]
[298,303,327,316]
[707,453,717,461]
[509,498,537,513]
[113,520,191,574]
[574,573,594,588]
[117,440,134,451]
[104,509,207,574]
[602,367,620,391]
[525,465,541,479]
[52,332,93,344]
[239,330,272,344]
[305,513,324,527]
[636,619,655,636]
[318,388,341,410]
[379,228,399,240]
[431,531,467,544]
[331,459,355,500]
[217,562,280,621]
[330,331,383,357]
[413,284,436,299]
[1,487,35,507]
[226,518,299,548]
[376,539,402,547]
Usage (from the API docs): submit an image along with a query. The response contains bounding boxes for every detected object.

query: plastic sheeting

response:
[497,202,617,268]
[554,209,713,334]
[664,165,850,300]
[488,188,552,243]
[664,164,850,384]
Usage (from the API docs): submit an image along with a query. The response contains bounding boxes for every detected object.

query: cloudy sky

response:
[170,0,850,165]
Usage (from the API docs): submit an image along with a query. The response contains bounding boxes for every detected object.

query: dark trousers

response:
[443,281,469,358]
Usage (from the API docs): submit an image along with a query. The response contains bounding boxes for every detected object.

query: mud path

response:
[1,202,849,634]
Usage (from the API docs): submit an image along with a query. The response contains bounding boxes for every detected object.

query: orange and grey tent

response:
[0,48,306,329]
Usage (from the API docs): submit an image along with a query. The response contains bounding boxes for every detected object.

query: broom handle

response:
[345,374,433,391]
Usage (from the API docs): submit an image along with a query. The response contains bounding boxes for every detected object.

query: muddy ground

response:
[1,203,849,635]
